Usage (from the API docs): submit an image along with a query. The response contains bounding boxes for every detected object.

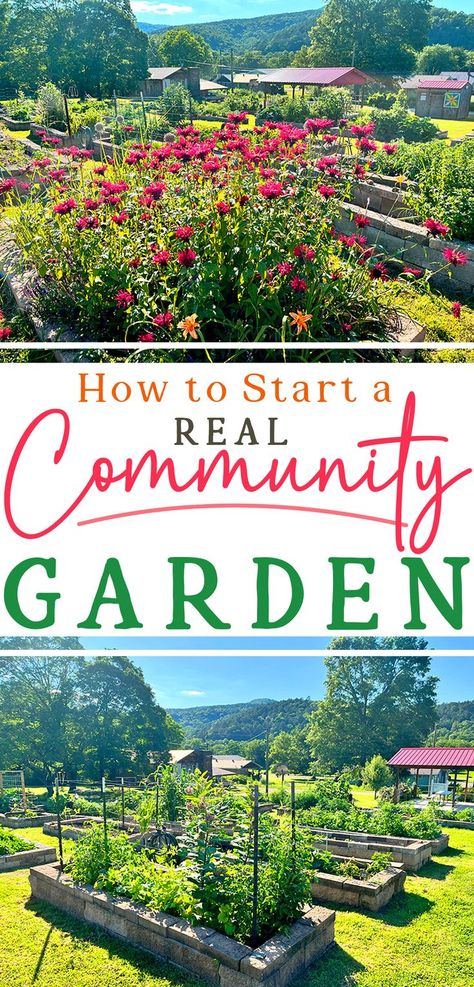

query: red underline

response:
[77,503,407,528]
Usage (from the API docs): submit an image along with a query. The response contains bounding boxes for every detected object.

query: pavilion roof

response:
[260,67,373,87]
[388,747,474,769]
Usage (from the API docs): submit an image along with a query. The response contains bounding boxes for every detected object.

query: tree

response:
[0,649,184,789]
[362,754,393,796]
[307,638,437,772]
[416,44,469,73]
[270,729,310,773]
[306,0,432,75]
[153,28,213,70]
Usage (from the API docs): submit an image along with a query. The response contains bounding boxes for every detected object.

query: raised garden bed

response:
[0,812,56,829]
[438,819,474,831]
[430,834,449,854]
[43,816,140,840]
[29,862,335,986]
[311,861,406,911]
[310,827,435,871]
[335,201,474,296]
[0,841,56,872]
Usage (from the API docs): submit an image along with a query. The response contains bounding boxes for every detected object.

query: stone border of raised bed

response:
[0,812,56,829]
[29,862,335,986]
[439,819,474,830]
[43,816,140,841]
[430,834,449,854]
[310,828,437,871]
[335,201,474,296]
[0,842,56,872]
[311,863,406,912]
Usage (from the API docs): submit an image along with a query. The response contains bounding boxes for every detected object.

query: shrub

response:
[367,91,398,110]
[36,82,65,127]
[359,104,442,142]
[362,755,392,796]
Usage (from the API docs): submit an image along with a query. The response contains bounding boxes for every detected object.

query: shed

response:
[415,78,473,121]
[212,755,263,777]
[137,67,201,100]
[388,747,474,805]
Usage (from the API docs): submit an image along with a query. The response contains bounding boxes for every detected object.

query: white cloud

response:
[181,689,206,696]
[132,2,193,14]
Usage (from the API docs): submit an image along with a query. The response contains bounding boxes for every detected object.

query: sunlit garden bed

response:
[3,116,461,350]
[0,825,56,871]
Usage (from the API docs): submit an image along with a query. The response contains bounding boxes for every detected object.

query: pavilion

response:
[388,747,474,807]
[259,66,374,102]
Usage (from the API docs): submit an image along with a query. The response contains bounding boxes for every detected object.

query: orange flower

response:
[289,310,312,335]
[178,314,200,340]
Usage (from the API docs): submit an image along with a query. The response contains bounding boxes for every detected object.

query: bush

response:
[36,82,65,127]
[362,755,392,795]
[359,104,442,142]
[367,91,397,110]
[378,783,414,803]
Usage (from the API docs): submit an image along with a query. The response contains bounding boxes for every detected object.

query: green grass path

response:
[0,827,473,987]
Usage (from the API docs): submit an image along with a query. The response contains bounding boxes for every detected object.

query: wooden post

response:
[140,92,147,129]
[465,769,470,800]
[121,777,125,829]
[394,767,400,803]
[155,770,160,827]
[428,768,434,798]
[55,777,64,870]
[101,777,109,861]
[452,768,458,809]
[414,767,420,798]
[63,95,72,137]
[251,785,259,948]
[20,769,27,812]
[290,781,296,857]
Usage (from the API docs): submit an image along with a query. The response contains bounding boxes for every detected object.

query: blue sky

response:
[130,0,474,26]
[80,636,474,707]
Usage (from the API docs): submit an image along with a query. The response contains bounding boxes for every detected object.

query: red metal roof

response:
[418,78,468,91]
[388,747,474,768]
[261,67,372,87]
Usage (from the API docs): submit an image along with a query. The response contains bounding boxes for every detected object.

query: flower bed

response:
[3,117,438,348]
[29,861,335,986]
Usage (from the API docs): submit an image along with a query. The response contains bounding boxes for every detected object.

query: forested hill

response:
[138,6,474,55]
[168,697,315,741]
[429,8,474,50]
[138,9,321,52]
[433,700,474,745]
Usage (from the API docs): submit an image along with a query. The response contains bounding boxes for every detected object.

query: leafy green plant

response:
[0,826,34,855]
[365,851,392,876]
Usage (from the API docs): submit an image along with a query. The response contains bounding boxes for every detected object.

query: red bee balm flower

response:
[452,301,462,318]
[382,143,397,155]
[53,198,77,215]
[153,312,174,327]
[178,248,197,267]
[115,290,135,309]
[216,202,231,214]
[443,247,468,266]
[369,262,389,280]
[259,180,284,199]
[175,225,193,241]
[0,326,12,339]
[153,250,171,267]
[290,276,307,293]
[424,218,450,237]
[318,185,336,198]
[354,215,370,228]
[139,333,155,342]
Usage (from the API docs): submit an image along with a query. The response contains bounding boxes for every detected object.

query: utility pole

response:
[230,49,234,91]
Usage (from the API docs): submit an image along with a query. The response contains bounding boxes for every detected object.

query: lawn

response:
[350,786,378,809]
[430,118,474,140]
[0,826,472,987]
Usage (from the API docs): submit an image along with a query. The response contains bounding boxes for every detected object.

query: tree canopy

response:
[0,648,183,789]
[150,28,213,70]
[416,44,470,73]
[0,0,148,96]
[306,0,432,74]
[307,637,438,771]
